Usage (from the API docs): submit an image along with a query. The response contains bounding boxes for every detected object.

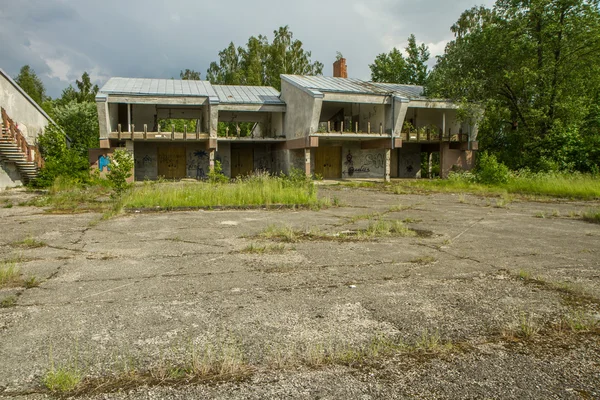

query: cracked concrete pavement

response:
[0,186,599,399]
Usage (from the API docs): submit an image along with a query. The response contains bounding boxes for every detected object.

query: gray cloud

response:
[1,0,495,98]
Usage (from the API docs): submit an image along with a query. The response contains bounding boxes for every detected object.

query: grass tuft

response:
[410,256,437,265]
[0,295,17,308]
[242,243,287,254]
[12,237,47,249]
[582,208,600,224]
[0,263,21,288]
[43,367,82,393]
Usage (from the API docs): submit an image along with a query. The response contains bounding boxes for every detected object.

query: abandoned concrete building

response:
[0,69,49,189]
[94,59,478,181]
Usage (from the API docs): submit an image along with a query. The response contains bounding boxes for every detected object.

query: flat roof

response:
[213,85,284,105]
[98,77,218,99]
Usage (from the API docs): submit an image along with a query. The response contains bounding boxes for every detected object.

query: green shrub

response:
[208,160,229,184]
[107,149,134,197]
[476,152,511,184]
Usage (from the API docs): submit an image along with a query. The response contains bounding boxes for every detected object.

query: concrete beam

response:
[278,136,319,150]
[107,96,209,106]
[322,92,391,105]
[450,142,470,151]
[407,100,459,109]
[217,104,286,113]
[206,138,218,150]
[360,138,402,150]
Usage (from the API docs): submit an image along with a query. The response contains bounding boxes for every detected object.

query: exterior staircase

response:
[1,107,43,185]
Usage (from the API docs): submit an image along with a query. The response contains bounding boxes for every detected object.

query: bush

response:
[34,124,90,187]
[107,149,134,196]
[208,160,229,184]
[476,152,511,184]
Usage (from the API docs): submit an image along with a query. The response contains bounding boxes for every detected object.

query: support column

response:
[127,104,132,133]
[385,148,391,182]
[304,148,311,177]
[209,149,215,172]
[125,140,135,182]
[96,95,110,148]
[428,152,433,179]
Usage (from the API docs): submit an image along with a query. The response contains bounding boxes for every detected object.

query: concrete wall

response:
[215,142,231,177]
[130,142,236,180]
[280,80,322,139]
[440,143,474,178]
[132,105,157,131]
[350,103,386,133]
[0,160,23,189]
[108,103,119,132]
[0,71,51,142]
[133,142,158,180]
[341,142,386,179]
[185,145,211,179]
[397,143,422,178]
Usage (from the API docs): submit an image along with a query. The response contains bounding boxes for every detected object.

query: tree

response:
[53,72,99,108]
[405,35,430,86]
[180,69,201,80]
[52,102,99,157]
[370,48,410,84]
[369,35,430,85]
[427,0,600,172]
[206,26,323,90]
[15,65,46,105]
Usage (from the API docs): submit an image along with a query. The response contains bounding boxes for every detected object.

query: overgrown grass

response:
[122,174,324,209]
[0,262,21,288]
[258,220,417,243]
[391,172,600,200]
[242,243,287,254]
[582,208,600,224]
[11,237,47,249]
[27,176,113,213]
[0,295,17,308]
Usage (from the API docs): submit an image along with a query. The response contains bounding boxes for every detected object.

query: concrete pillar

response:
[385,148,391,182]
[209,149,215,171]
[96,95,110,148]
[127,104,132,133]
[392,97,410,137]
[125,141,135,182]
[209,103,219,138]
[304,148,311,177]
[428,152,433,179]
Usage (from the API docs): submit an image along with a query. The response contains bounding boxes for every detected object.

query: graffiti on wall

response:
[187,150,209,179]
[342,149,385,177]
[98,155,110,172]
[134,150,157,180]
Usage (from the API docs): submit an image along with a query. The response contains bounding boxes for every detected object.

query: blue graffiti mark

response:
[98,155,110,172]
[194,150,209,159]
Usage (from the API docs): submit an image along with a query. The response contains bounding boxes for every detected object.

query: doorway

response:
[315,146,342,179]
[157,145,186,179]
[231,147,254,177]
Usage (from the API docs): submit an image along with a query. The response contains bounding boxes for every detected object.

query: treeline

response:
[13,1,600,186]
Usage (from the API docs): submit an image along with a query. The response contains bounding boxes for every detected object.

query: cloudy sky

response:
[0,0,494,98]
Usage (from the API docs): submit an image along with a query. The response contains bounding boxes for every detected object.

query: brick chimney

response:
[333,58,348,78]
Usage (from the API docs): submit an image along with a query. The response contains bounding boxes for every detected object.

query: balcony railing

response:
[109,124,209,141]
[316,121,388,135]
[401,129,469,143]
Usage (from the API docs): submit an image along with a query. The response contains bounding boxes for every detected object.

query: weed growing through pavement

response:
[11,237,47,249]
[0,295,17,308]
